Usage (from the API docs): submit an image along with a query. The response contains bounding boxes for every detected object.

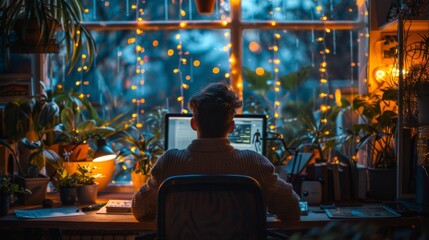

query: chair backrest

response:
[157,174,267,240]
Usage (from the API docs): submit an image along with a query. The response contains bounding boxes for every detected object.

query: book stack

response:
[105,200,132,213]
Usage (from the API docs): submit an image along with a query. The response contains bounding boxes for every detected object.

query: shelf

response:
[380,19,429,32]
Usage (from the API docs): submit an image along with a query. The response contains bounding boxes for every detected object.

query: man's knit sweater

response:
[132,138,301,221]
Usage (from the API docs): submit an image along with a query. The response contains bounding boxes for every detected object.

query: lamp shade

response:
[195,0,216,14]
[93,138,116,162]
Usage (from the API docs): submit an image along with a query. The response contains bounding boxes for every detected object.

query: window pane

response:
[242,0,359,21]
[81,0,230,21]
[49,29,231,184]
[49,29,231,116]
[242,29,359,145]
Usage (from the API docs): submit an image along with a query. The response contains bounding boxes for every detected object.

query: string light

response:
[57,1,365,158]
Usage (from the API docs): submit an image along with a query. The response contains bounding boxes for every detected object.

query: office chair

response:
[156,174,267,240]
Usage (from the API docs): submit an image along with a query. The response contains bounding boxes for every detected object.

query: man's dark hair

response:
[188,82,242,138]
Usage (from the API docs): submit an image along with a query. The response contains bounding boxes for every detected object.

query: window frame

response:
[82,1,368,111]
[46,1,368,190]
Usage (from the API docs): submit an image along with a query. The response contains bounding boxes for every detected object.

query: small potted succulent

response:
[74,164,103,204]
[54,168,77,205]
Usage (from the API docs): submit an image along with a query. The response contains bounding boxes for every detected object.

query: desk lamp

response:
[93,138,116,162]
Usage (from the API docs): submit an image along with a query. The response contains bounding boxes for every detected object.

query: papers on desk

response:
[15,207,85,219]
[325,205,401,219]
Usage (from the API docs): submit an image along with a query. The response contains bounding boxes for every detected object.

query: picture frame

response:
[0,74,33,105]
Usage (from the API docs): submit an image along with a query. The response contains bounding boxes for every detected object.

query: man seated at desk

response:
[131,82,300,221]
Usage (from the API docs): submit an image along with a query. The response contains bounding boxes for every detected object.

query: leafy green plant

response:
[51,89,127,146]
[0,0,96,72]
[4,92,60,143]
[116,127,164,175]
[115,108,166,176]
[351,88,397,168]
[55,168,77,188]
[74,164,103,185]
[0,176,31,195]
[292,100,346,163]
[2,90,63,177]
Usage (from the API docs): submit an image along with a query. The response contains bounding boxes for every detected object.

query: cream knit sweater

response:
[131,138,301,221]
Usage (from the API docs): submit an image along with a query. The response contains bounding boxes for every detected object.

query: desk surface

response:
[0,192,425,232]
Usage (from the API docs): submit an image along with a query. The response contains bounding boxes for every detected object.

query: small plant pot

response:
[15,175,50,205]
[0,194,11,217]
[195,0,216,14]
[76,183,98,204]
[63,159,115,192]
[131,173,149,192]
[59,187,77,205]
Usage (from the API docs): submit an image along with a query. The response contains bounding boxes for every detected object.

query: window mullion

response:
[230,0,243,112]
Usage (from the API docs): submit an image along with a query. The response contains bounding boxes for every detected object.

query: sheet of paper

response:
[15,207,85,219]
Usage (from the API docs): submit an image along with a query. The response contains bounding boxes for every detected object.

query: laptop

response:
[164,113,267,156]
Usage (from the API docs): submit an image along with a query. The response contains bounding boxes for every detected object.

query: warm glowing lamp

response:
[63,137,116,191]
[93,138,116,162]
[373,66,392,83]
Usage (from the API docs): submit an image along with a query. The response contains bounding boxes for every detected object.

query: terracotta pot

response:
[15,175,50,205]
[131,173,149,192]
[63,159,115,192]
[76,183,98,204]
[195,0,216,14]
[60,143,89,162]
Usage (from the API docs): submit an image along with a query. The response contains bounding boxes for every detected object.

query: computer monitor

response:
[165,113,267,156]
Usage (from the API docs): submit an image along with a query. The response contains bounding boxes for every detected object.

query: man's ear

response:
[228,121,235,133]
[191,117,198,131]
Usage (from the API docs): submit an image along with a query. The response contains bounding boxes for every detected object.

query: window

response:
[47,0,368,185]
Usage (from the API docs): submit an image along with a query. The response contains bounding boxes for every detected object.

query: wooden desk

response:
[0,193,426,238]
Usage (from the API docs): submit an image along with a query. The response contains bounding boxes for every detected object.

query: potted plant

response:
[0,137,61,205]
[117,131,164,192]
[116,112,165,192]
[403,33,429,126]
[54,167,77,205]
[52,89,119,162]
[2,93,63,205]
[0,0,96,72]
[351,88,398,200]
[51,91,130,191]
[195,0,216,14]
[74,164,103,204]
[0,175,30,216]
